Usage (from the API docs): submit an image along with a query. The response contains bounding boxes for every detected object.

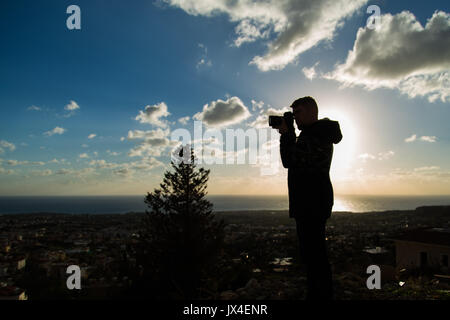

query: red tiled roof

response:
[0,286,22,296]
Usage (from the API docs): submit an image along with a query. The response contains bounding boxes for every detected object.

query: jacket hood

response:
[303,118,343,144]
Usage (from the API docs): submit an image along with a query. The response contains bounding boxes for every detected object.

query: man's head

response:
[290,96,318,129]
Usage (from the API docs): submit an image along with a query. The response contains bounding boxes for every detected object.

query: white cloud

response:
[404,134,417,143]
[234,19,271,47]
[249,137,280,171]
[79,153,89,159]
[52,168,95,178]
[127,158,164,171]
[65,100,80,111]
[32,169,53,176]
[377,150,394,160]
[126,128,177,158]
[89,158,163,176]
[251,100,264,112]
[302,62,319,80]
[358,153,376,162]
[44,127,66,136]
[405,134,437,143]
[248,114,268,129]
[200,144,249,164]
[62,100,81,118]
[27,105,41,111]
[128,139,177,158]
[0,140,16,154]
[135,102,171,127]
[6,160,19,166]
[420,136,437,143]
[113,168,130,176]
[358,151,394,161]
[89,159,119,169]
[127,128,170,141]
[88,134,97,139]
[414,166,440,172]
[266,106,290,116]
[399,73,450,102]
[55,169,71,175]
[193,96,251,127]
[248,106,290,128]
[326,11,450,102]
[106,150,121,156]
[6,160,45,166]
[164,0,367,71]
[391,167,450,180]
[178,116,190,125]
[75,168,96,177]
[196,43,212,69]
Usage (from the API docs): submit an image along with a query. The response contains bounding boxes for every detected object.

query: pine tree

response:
[137,145,225,299]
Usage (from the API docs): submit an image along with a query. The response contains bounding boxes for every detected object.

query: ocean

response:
[0,195,449,214]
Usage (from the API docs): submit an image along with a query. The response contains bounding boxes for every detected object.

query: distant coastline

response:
[0,195,450,214]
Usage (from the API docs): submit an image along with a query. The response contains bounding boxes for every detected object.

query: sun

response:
[319,108,358,180]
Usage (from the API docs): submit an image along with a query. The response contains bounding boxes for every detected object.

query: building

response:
[0,286,28,300]
[0,264,8,277]
[2,244,11,254]
[16,257,26,271]
[393,228,450,272]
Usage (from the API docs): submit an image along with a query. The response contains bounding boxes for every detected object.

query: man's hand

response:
[277,119,289,134]
[272,112,294,134]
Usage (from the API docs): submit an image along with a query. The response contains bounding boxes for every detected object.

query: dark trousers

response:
[295,215,333,300]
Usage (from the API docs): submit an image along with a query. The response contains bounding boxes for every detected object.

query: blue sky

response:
[0,0,449,195]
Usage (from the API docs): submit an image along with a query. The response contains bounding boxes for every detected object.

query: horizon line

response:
[1,194,450,197]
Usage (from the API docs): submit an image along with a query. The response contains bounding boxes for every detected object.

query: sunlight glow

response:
[320,108,358,181]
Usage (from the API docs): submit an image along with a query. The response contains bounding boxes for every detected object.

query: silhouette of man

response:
[275,96,342,300]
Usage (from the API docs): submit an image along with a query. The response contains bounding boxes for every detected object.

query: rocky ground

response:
[213,206,450,300]
[217,270,450,300]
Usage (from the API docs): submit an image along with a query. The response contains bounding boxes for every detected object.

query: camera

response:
[269,112,293,128]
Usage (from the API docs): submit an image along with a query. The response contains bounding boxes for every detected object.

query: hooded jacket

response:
[280,118,342,220]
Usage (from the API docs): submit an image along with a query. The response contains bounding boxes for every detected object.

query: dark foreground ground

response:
[1,206,450,300]
[215,206,450,300]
